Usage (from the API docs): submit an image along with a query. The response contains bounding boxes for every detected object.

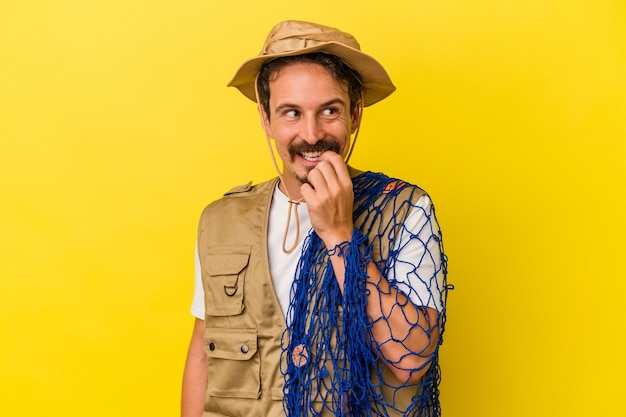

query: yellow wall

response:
[1,1,624,415]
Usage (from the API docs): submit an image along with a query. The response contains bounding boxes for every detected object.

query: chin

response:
[292,165,313,185]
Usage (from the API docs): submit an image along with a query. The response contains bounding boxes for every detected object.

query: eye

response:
[321,107,339,118]
[284,109,300,118]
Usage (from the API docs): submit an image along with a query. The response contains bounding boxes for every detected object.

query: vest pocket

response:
[204,327,260,399]
[203,246,250,316]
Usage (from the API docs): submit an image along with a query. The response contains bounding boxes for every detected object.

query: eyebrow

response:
[273,98,347,116]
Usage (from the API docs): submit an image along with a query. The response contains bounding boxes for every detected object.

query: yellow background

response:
[1,0,625,415]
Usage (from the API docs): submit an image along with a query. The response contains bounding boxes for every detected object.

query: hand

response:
[300,151,354,249]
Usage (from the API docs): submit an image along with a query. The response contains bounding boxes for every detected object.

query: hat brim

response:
[227,41,395,107]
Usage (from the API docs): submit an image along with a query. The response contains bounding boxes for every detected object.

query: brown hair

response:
[256,52,363,118]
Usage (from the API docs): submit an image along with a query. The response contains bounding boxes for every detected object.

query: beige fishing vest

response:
[197,170,428,417]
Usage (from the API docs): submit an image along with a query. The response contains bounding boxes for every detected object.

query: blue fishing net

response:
[281,171,449,417]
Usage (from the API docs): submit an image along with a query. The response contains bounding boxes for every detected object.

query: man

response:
[182,20,448,417]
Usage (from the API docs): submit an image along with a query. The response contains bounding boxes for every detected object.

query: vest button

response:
[209,342,215,351]
[240,344,249,354]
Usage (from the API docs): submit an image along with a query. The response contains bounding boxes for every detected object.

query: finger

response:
[318,152,351,187]
[305,165,329,193]
[310,161,335,189]
[299,181,316,202]
[318,151,346,173]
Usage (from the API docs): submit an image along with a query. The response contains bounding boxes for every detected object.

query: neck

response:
[278,176,303,202]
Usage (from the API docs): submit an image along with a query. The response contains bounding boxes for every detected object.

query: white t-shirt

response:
[191,184,443,319]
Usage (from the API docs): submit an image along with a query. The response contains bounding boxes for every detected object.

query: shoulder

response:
[204,177,278,207]
[200,179,277,223]
[199,177,278,219]
[353,170,428,202]
[222,177,278,198]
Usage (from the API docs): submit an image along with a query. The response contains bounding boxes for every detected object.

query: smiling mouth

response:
[289,139,341,163]
[300,151,323,162]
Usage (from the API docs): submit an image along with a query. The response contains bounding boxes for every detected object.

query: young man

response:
[182,20,449,417]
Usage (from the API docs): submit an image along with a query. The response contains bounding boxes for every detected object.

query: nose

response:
[301,114,324,144]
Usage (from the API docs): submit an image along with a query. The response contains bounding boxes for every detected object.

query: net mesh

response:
[281,171,449,417]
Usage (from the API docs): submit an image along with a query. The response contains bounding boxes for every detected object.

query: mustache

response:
[288,139,341,160]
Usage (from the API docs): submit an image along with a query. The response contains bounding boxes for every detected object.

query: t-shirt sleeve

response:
[190,242,206,319]
[387,194,445,311]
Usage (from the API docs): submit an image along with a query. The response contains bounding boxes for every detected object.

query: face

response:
[261,62,361,195]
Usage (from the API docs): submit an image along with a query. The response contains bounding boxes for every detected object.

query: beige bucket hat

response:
[227,20,396,107]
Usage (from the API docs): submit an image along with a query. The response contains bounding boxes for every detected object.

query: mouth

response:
[300,151,323,162]
[289,139,341,163]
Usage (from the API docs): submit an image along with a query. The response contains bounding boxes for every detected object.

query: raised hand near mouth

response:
[299,151,354,251]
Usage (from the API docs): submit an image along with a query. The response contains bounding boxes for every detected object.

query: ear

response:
[350,101,363,133]
[258,104,273,138]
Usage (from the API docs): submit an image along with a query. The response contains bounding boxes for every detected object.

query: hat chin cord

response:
[254,77,362,254]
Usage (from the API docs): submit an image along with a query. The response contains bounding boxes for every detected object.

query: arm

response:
[363,263,439,383]
[327,250,439,383]
[181,318,207,417]
[301,152,439,383]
